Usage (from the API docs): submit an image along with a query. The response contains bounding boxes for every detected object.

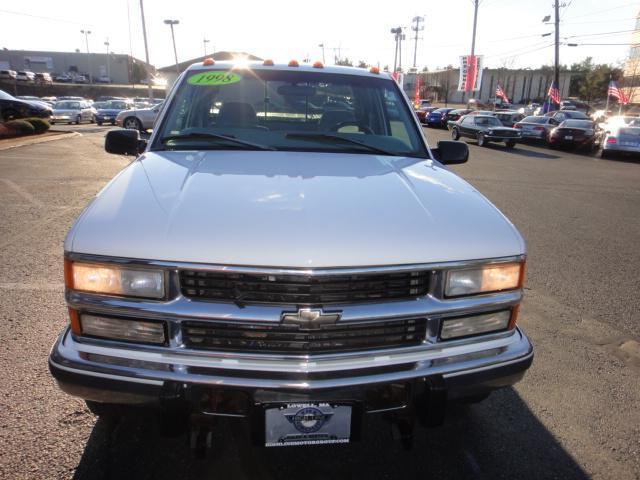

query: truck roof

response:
[184,60,391,79]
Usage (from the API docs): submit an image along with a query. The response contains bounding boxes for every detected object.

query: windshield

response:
[153,68,427,157]
[55,101,80,109]
[561,120,593,128]
[104,101,129,110]
[522,116,547,124]
[475,116,501,127]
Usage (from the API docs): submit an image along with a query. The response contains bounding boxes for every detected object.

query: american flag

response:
[547,81,560,105]
[608,80,629,104]
[495,84,509,103]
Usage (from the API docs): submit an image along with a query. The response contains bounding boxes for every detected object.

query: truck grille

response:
[179,269,430,305]
[182,318,427,354]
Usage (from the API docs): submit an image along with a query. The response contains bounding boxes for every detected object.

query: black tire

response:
[451,127,460,140]
[75,115,81,125]
[2,109,19,121]
[600,149,609,159]
[505,140,516,148]
[111,121,116,126]
[477,133,486,147]
[96,121,103,126]
[123,116,143,131]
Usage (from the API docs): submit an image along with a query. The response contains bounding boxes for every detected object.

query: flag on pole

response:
[495,83,509,103]
[414,74,421,107]
[607,80,629,104]
[547,81,561,105]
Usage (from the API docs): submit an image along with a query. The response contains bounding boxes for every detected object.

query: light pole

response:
[318,43,325,64]
[411,16,424,68]
[164,19,180,73]
[80,29,92,83]
[203,38,210,57]
[104,39,110,82]
[139,0,154,100]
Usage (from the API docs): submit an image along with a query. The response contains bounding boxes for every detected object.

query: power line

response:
[564,28,635,39]
[562,2,638,21]
[0,8,92,25]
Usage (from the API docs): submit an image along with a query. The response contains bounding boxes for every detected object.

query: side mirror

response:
[105,129,146,156]
[431,140,469,165]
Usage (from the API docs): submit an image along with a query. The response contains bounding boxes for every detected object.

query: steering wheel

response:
[330,121,374,135]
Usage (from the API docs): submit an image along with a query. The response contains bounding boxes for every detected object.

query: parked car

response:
[73,75,89,84]
[0,89,52,121]
[545,110,589,122]
[514,115,557,142]
[35,72,53,85]
[40,96,57,107]
[0,69,17,81]
[16,71,36,82]
[599,117,640,158]
[115,103,163,131]
[444,108,473,126]
[548,119,597,150]
[467,110,496,116]
[494,111,525,128]
[416,99,431,108]
[519,103,540,116]
[51,100,95,124]
[16,95,42,102]
[96,75,112,84]
[54,74,73,83]
[415,106,436,123]
[49,61,532,451]
[425,107,454,128]
[95,100,133,126]
[451,114,521,147]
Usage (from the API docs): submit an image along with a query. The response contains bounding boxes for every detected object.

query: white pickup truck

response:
[50,59,533,453]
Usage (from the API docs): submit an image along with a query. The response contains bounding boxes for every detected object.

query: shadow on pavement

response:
[73,387,589,480]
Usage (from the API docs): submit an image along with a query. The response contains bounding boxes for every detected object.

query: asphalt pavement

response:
[0,126,638,479]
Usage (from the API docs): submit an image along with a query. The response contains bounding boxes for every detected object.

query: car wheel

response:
[2,109,20,121]
[451,128,460,140]
[75,115,81,125]
[111,122,116,126]
[600,149,609,159]
[96,121,102,126]
[124,117,143,131]
[477,133,486,147]
[505,140,516,148]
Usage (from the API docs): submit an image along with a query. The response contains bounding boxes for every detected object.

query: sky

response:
[0,0,638,72]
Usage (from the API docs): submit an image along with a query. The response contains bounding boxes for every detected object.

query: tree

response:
[568,57,622,103]
[335,58,353,67]
[357,60,368,69]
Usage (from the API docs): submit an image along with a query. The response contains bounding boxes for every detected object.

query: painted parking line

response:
[0,178,44,208]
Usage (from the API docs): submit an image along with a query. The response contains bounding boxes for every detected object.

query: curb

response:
[0,131,82,151]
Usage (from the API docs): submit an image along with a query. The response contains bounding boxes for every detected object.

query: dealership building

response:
[0,49,153,85]
[404,68,572,105]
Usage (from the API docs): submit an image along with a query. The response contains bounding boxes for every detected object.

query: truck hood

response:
[67,151,524,267]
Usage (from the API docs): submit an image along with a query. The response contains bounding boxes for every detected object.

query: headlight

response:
[440,309,513,340]
[65,260,165,298]
[445,262,524,297]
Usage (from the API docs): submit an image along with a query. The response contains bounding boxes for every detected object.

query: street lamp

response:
[318,43,325,64]
[164,19,180,73]
[104,39,110,82]
[203,38,210,57]
[80,29,92,83]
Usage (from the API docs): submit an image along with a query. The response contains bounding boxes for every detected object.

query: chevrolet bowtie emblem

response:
[281,308,342,329]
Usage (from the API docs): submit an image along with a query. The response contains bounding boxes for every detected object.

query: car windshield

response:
[56,101,80,109]
[561,120,593,128]
[153,68,427,157]
[522,116,547,124]
[0,90,15,100]
[475,116,501,127]
[105,101,129,109]
[563,111,588,119]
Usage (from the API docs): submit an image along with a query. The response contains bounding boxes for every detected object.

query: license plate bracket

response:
[261,402,357,447]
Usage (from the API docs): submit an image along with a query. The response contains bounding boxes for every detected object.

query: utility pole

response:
[463,0,480,103]
[80,29,92,83]
[203,38,210,57]
[104,39,110,82]
[411,16,424,68]
[390,27,404,72]
[319,43,325,64]
[139,0,154,100]
[554,0,560,96]
[164,20,180,73]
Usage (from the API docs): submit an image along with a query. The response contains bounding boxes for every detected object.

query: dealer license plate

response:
[264,403,352,447]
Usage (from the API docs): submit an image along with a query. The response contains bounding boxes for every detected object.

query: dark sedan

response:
[444,108,473,126]
[425,107,454,128]
[548,119,597,150]
[95,100,133,126]
[0,89,52,121]
[450,115,521,148]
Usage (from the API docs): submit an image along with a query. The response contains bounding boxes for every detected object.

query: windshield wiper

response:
[160,132,275,151]
[285,133,396,156]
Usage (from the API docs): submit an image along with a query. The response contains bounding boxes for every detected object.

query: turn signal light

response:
[313,61,323,68]
[202,57,215,66]
[288,60,299,67]
[263,59,274,66]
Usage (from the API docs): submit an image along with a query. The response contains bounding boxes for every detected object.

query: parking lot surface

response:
[0,128,638,479]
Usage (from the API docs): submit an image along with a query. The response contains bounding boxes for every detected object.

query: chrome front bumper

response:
[49,326,533,404]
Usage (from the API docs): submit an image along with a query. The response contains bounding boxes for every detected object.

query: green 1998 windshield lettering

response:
[188,72,242,85]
